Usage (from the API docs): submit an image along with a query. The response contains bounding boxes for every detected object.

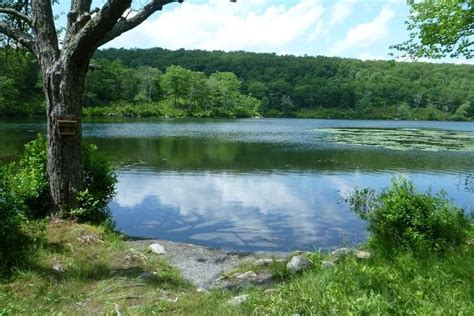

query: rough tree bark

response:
[1,0,236,212]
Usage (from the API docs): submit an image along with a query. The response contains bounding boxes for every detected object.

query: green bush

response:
[347,178,470,255]
[9,135,50,217]
[0,167,42,276]
[7,135,117,223]
[70,143,117,223]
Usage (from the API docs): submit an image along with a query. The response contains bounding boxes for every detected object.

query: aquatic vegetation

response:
[316,128,474,151]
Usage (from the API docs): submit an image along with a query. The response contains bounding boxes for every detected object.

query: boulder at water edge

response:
[286,255,312,273]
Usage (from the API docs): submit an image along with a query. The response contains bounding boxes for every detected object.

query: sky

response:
[55,0,472,64]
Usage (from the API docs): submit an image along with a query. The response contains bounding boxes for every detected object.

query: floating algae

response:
[315,128,474,152]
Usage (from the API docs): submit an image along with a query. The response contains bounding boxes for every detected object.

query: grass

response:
[1,222,473,315]
[249,249,474,314]
[0,220,191,315]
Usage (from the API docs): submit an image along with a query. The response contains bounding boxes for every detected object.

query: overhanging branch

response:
[65,0,132,59]
[0,21,35,52]
[0,7,33,25]
[98,0,176,46]
[98,0,237,47]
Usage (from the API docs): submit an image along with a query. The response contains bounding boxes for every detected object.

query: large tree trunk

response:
[43,58,89,212]
[1,0,196,213]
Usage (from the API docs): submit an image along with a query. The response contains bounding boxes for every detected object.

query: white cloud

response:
[328,5,395,55]
[328,0,356,26]
[105,0,325,54]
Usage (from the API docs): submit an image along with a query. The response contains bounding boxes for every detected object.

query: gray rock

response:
[52,261,64,273]
[354,250,372,259]
[286,256,312,273]
[330,247,353,260]
[254,272,273,285]
[123,249,148,265]
[128,238,288,289]
[149,243,166,255]
[236,271,257,279]
[254,258,274,266]
[228,294,250,306]
[321,260,335,269]
[213,271,273,290]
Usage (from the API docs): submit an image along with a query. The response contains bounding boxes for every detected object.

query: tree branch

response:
[64,0,132,60]
[98,0,176,46]
[65,0,93,37]
[0,7,33,25]
[0,21,35,52]
[31,0,60,62]
[98,0,236,47]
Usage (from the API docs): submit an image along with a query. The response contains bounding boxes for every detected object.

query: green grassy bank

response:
[1,220,472,315]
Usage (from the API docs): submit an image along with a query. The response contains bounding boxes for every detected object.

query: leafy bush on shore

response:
[4,135,117,223]
[347,178,470,255]
[1,135,116,275]
[0,167,43,276]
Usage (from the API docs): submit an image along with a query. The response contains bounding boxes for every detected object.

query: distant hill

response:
[93,48,474,119]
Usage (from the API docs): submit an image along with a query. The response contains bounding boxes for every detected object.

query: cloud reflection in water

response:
[111,170,368,251]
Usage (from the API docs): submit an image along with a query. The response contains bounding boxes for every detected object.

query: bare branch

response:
[71,0,93,16]
[0,21,34,52]
[98,0,176,46]
[0,7,33,25]
[64,0,132,59]
[98,0,236,47]
[65,0,93,37]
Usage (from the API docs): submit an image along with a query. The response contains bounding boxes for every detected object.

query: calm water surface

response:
[1,118,473,251]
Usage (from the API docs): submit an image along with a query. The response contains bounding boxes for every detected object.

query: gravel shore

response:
[128,239,288,288]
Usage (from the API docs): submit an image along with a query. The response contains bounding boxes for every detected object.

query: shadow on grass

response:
[42,241,69,255]
[24,260,190,290]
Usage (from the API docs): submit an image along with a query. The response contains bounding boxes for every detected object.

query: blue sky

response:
[55,0,471,64]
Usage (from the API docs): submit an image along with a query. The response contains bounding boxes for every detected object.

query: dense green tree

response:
[2,47,473,120]
[392,0,473,59]
[134,67,161,103]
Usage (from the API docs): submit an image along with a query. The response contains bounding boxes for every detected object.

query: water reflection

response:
[1,118,473,251]
[110,170,473,252]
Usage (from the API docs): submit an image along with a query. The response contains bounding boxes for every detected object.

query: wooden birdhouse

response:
[57,115,78,136]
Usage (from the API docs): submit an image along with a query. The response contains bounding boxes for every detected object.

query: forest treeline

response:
[1,47,473,120]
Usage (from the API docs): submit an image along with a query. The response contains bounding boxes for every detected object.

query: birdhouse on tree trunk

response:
[57,115,78,136]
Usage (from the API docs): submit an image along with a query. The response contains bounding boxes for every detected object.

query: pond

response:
[1,118,473,252]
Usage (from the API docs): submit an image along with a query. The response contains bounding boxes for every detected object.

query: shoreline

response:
[127,237,289,288]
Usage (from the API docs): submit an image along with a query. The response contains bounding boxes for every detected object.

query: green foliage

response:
[248,249,474,315]
[392,0,473,59]
[347,178,470,255]
[9,135,49,217]
[5,135,117,223]
[91,48,474,121]
[453,101,471,120]
[0,166,44,277]
[0,49,43,116]
[70,143,117,223]
[3,47,474,120]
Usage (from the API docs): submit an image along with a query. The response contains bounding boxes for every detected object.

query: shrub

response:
[7,135,117,223]
[70,143,117,223]
[0,166,41,276]
[8,135,49,217]
[347,177,470,255]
